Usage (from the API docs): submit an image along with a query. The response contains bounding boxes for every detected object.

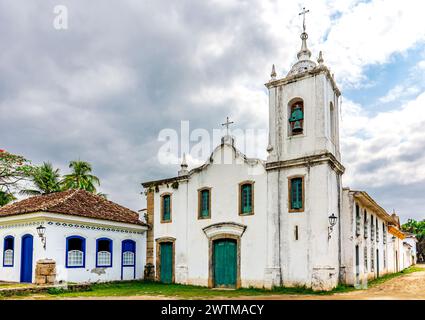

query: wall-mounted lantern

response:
[36,224,46,250]
[328,213,338,240]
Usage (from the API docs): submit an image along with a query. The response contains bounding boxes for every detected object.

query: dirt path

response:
[241,264,425,300]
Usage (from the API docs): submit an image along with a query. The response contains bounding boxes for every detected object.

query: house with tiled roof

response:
[0,189,148,284]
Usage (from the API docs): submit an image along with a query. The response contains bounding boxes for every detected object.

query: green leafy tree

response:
[0,191,16,206]
[61,160,100,193]
[402,219,425,262]
[20,162,62,196]
[0,150,32,193]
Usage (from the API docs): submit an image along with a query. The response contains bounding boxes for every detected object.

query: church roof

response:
[142,137,264,188]
[0,189,147,226]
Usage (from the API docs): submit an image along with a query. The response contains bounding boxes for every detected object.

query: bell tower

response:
[264,8,345,291]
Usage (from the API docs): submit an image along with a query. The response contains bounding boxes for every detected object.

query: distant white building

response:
[0,190,147,284]
[141,16,415,291]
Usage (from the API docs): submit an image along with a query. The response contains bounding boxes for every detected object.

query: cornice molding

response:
[265,152,345,175]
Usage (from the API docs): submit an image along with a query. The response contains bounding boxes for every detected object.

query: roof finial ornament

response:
[270,64,277,80]
[287,7,316,76]
[221,116,235,145]
[317,51,324,65]
[178,153,189,176]
[297,6,312,61]
[221,116,234,137]
[181,153,188,168]
[299,6,310,33]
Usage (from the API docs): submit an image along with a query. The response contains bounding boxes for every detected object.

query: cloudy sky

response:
[1,0,424,222]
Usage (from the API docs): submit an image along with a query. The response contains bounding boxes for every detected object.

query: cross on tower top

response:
[298,7,310,32]
[221,116,234,136]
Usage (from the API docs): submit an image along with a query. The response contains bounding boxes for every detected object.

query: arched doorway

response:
[213,238,237,288]
[20,234,33,283]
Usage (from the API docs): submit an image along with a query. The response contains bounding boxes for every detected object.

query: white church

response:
[141,12,416,291]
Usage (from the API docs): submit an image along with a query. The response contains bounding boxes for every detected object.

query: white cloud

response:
[341,91,425,188]
[321,0,425,87]
[378,85,420,104]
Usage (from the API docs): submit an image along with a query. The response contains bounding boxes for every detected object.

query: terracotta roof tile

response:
[0,189,147,226]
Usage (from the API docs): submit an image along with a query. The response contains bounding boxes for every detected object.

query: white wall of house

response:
[0,221,41,282]
[341,190,409,286]
[0,213,147,283]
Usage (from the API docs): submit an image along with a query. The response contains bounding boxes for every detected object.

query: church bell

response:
[292,120,302,132]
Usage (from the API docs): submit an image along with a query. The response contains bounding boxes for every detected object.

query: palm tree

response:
[61,160,100,193]
[0,191,16,206]
[20,162,62,196]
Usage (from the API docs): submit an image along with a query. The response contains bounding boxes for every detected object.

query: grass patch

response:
[42,280,356,299]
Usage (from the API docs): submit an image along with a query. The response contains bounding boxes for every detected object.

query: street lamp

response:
[328,213,338,240]
[36,224,46,249]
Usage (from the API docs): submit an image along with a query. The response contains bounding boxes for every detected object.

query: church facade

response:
[142,19,416,291]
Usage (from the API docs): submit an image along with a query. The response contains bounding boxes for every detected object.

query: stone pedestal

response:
[35,259,56,285]
[144,263,155,280]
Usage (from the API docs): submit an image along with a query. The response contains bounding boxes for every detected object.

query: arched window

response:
[3,236,14,267]
[330,102,335,141]
[288,177,304,212]
[288,99,304,136]
[239,182,254,215]
[161,193,172,223]
[66,236,86,268]
[122,240,136,267]
[198,188,211,219]
[96,238,112,268]
[364,210,368,238]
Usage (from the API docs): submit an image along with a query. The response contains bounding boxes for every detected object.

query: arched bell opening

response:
[288,98,304,136]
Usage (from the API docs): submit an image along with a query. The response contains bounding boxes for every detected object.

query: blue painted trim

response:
[121,240,136,280]
[3,235,14,267]
[65,235,86,268]
[20,234,33,283]
[95,238,113,268]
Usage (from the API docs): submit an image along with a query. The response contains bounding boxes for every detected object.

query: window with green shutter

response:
[162,194,171,222]
[240,183,253,215]
[290,177,303,211]
[199,189,210,218]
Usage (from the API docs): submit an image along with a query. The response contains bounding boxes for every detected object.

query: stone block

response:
[35,275,47,285]
[46,275,56,284]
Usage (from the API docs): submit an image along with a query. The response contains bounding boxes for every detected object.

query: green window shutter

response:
[163,196,171,221]
[291,178,303,210]
[201,190,209,217]
[241,184,252,214]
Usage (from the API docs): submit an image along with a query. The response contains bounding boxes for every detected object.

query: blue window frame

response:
[96,238,113,268]
[122,240,136,267]
[66,236,86,268]
[3,236,14,267]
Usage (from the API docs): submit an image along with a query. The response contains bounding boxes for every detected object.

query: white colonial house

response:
[141,20,417,291]
[0,189,147,284]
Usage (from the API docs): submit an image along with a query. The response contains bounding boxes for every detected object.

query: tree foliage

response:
[402,219,425,262]
[20,162,62,196]
[0,190,16,206]
[61,160,100,193]
[0,150,32,193]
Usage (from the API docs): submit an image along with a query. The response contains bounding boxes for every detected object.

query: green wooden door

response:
[160,242,173,283]
[213,239,237,288]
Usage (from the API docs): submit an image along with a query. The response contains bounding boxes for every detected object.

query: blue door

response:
[20,234,33,283]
